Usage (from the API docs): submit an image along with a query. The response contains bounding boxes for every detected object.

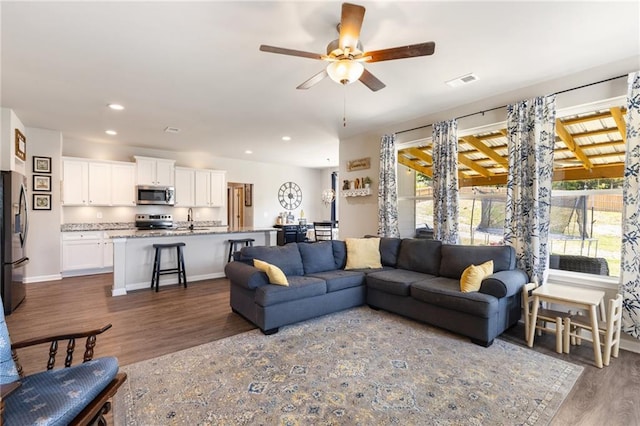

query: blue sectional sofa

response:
[224,238,528,347]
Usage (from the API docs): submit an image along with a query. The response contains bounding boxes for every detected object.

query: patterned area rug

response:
[117,308,582,425]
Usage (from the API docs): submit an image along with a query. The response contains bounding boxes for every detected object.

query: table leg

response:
[589,305,603,368]
[527,296,540,347]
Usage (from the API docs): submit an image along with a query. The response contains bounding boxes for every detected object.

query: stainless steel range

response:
[135,214,173,230]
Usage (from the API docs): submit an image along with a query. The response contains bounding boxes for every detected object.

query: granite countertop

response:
[106,226,278,239]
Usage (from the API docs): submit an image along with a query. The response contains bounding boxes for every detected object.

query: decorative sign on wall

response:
[347,157,370,171]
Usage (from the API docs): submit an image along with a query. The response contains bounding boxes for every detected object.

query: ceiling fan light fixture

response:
[326,60,364,85]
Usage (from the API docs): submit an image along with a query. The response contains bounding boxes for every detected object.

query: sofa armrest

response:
[224,261,270,290]
[479,269,528,298]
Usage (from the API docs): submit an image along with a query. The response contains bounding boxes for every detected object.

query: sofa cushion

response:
[345,238,382,269]
[365,235,402,267]
[460,260,494,293]
[253,259,289,286]
[396,238,442,275]
[298,241,336,274]
[367,269,436,296]
[255,276,327,307]
[240,243,304,276]
[307,270,365,292]
[439,245,515,279]
[411,277,498,318]
[332,240,347,269]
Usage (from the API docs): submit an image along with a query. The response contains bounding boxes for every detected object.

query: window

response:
[399,104,627,278]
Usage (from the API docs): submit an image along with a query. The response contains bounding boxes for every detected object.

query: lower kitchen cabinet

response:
[61,232,113,275]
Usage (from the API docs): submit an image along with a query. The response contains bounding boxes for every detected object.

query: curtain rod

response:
[396,73,628,135]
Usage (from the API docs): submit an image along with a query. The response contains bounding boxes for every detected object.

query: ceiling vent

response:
[445,73,479,88]
[164,126,181,134]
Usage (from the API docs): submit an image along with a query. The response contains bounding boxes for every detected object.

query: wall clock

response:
[278,181,302,210]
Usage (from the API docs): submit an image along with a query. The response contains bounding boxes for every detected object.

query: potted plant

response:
[363,176,372,188]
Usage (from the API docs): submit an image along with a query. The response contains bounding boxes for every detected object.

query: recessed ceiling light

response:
[245,150,253,154]
[105,130,117,135]
[107,103,124,110]
[445,73,479,88]
[282,136,291,141]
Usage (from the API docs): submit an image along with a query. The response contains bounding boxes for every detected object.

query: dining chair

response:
[522,282,573,353]
[313,221,334,241]
[568,293,623,366]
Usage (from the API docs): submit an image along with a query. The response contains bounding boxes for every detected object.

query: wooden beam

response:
[458,153,494,177]
[460,135,509,167]
[555,119,593,170]
[406,147,433,164]
[571,127,621,139]
[398,156,432,177]
[553,163,624,181]
[609,106,627,143]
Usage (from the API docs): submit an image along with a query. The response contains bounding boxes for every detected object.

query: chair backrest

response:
[313,221,334,241]
[605,293,623,332]
[0,298,20,384]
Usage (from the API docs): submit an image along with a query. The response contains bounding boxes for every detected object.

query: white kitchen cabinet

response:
[134,156,175,186]
[174,167,195,207]
[62,232,113,274]
[195,169,226,207]
[62,159,89,205]
[111,163,136,206]
[88,162,111,205]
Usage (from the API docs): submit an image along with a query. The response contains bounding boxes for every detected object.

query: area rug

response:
[117,308,583,425]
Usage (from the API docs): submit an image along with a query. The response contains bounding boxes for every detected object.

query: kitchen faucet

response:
[187,208,194,230]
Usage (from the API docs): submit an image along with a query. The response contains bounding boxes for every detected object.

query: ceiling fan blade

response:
[359,68,386,92]
[297,69,329,90]
[259,45,323,60]
[339,3,365,50]
[365,42,436,63]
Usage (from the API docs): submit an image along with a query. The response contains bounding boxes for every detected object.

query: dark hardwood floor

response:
[6,274,640,425]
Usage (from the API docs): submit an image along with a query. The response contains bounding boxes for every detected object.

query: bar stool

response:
[151,242,187,292]
[227,238,255,262]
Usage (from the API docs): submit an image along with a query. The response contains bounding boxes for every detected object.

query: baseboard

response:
[62,267,113,278]
[24,274,63,283]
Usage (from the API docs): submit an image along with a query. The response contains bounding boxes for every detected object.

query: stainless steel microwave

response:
[136,185,175,206]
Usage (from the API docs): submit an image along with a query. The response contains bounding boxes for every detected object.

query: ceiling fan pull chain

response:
[343,86,347,127]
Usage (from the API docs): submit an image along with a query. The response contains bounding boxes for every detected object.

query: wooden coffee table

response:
[527,283,605,368]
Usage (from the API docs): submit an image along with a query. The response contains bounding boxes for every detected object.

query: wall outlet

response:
[96,212,103,219]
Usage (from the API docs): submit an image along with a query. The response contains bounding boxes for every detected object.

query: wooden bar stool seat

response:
[227,238,255,262]
[151,242,187,292]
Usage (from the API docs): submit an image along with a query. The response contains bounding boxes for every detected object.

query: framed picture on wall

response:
[244,184,253,207]
[33,193,52,210]
[33,175,51,192]
[15,129,26,161]
[33,156,52,173]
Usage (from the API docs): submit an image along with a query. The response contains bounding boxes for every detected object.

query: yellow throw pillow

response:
[345,237,382,270]
[460,260,494,293]
[253,259,289,286]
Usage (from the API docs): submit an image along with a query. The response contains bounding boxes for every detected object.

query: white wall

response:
[25,127,63,283]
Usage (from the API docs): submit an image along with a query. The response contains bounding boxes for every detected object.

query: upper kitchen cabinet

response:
[134,156,175,186]
[194,169,226,207]
[62,157,137,206]
[62,158,88,205]
[174,166,195,207]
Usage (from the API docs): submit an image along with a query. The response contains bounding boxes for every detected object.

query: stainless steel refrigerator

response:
[1,170,29,315]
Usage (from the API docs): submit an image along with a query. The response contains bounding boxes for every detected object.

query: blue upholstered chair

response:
[0,299,126,425]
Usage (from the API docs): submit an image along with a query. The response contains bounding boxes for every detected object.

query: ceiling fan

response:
[259,2,435,92]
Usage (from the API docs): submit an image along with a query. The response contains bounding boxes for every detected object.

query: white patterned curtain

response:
[504,95,556,283]
[378,134,400,237]
[621,71,640,339]
[432,119,460,244]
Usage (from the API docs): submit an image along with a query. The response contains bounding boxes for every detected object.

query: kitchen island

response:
[109,227,277,296]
